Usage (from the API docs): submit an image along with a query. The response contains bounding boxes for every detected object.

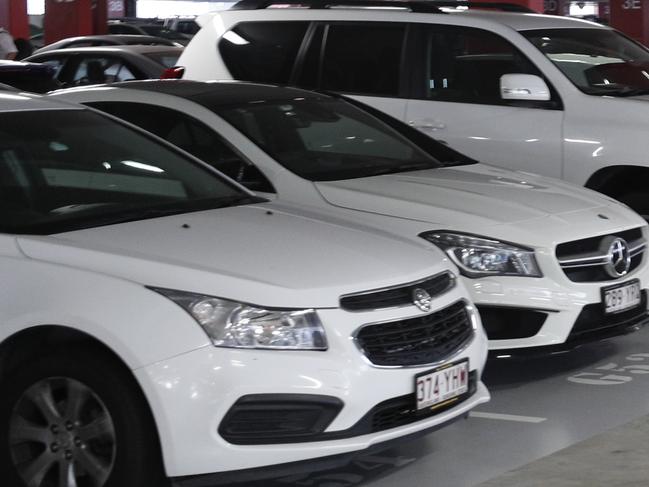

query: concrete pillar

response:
[0,0,29,40]
[44,0,107,45]
[609,0,649,46]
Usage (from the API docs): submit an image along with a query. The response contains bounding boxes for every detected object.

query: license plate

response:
[415,359,469,411]
[603,279,642,314]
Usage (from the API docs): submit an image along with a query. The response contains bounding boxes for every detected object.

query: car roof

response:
[53,34,175,44]
[28,45,183,57]
[205,5,608,32]
[450,10,608,31]
[0,91,83,112]
[94,79,330,106]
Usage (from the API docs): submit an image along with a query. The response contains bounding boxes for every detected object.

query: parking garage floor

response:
[237,325,649,487]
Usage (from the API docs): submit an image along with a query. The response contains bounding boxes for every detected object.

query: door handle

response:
[408,120,446,131]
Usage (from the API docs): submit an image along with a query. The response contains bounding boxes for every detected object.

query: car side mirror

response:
[500,74,551,101]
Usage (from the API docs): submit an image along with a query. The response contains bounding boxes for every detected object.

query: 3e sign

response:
[623,0,642,9]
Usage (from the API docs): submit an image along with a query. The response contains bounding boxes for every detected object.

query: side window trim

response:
[290,21,318,85]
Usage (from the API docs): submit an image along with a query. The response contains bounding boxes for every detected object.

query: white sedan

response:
[51,81,649,355]
[0,92,489,487]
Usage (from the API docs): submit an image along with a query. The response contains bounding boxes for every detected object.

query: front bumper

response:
[134,291,489,477]
[467,243,649,351]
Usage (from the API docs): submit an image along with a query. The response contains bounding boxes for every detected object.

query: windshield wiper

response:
[359,162,440,177]
[587,86,649,97]
[48,194,266,232]
[610,87,649,97]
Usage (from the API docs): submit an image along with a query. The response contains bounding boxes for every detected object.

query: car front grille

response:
[354,301,474,367]
[340,271,455,312]
[556,228,646,282]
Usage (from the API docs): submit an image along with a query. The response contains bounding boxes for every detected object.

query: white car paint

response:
[49,83,649,352]
[178,7,649,210]
[0,95,489,480]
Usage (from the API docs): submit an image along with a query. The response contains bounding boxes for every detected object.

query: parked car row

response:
[52,80,649,355]
[0,85,491,487]
[2,2,649,487]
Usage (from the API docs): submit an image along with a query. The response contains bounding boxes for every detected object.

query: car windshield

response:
[217,98,445,181]
[522,28,649,96]
[0,108,256,235]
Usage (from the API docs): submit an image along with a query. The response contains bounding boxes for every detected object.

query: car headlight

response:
[420,231,541,278]
[151,288,327,350]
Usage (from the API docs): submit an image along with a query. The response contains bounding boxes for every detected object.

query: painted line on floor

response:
[470,411,547,423]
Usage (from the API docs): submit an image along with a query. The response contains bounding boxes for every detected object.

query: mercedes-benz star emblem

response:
[412,287,433,312]
[601,236,631,278]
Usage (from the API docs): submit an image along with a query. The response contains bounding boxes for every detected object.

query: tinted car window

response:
[71,57,140,86]
[320,23,406,97]
[88,101,275,193]
[41,58,65,76]
[218,21,309,84]
[218,97,442,181]
[425,26,543,105]
[523,28,649,96]
[0,109,249,235]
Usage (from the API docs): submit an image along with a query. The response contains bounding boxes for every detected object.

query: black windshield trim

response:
[0,196,267,236]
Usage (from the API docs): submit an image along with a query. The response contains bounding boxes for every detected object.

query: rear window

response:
[218,21,309,84]
[143,51,181,68]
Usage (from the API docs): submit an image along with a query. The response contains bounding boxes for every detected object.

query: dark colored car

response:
[32,34,181,55]
[25,45,183,88]
[0,60,61,93]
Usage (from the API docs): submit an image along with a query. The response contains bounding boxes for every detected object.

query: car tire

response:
[618,191,649,221]
[0,349,166,487]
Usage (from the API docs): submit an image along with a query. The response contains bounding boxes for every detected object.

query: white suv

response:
[180,1,649,218]
[51,80,649,356]
[0,93,489,486]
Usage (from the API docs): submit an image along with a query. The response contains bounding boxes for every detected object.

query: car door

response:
[403,24,564,176]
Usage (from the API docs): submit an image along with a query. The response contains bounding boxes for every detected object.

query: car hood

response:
[315,164,645,246]
[17,202,451,309]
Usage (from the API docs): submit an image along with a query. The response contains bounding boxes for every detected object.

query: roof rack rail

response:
[230,0,445,13]
[230,0,535,13]
[431,1,535,13]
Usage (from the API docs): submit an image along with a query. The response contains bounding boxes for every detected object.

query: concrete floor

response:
[238,325,649,487]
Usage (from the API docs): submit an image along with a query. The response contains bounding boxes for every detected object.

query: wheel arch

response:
[0,324,168,477]
[585,165,649,199]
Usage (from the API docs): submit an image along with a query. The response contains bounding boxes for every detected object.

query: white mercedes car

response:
[51,80,649,356]
[0,92,489,487]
